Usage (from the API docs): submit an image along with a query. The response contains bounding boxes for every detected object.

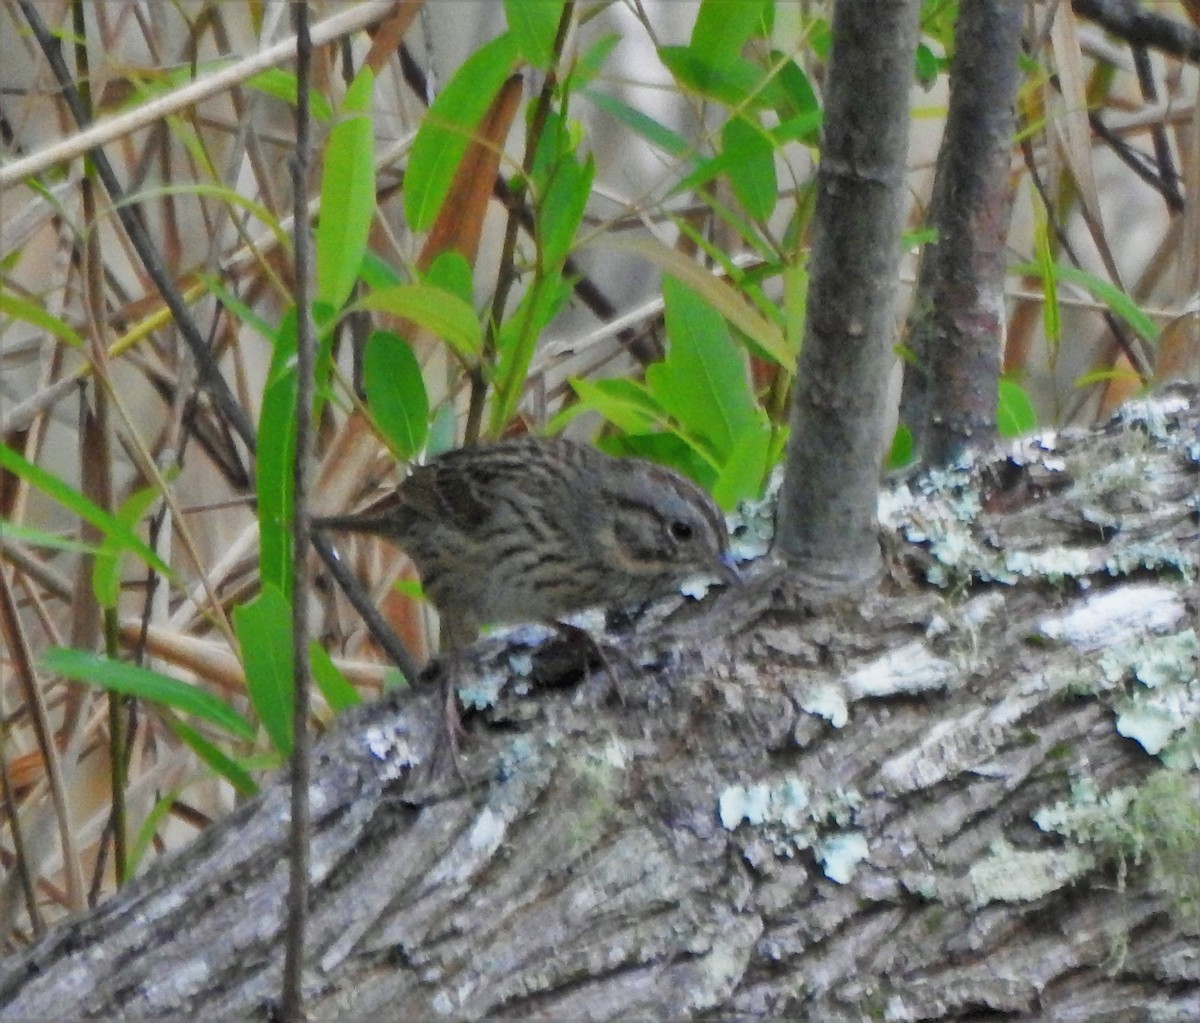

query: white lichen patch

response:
[727,464,782,562]
[363,720,420,779]
[843,641,957,699]
[1103,630,1200,761]
[718,775,866,884]
[1037,583,1187,652]
[968,838,1095,906]
[468,806,508,853]
[799,682,849,727]
[456,668,508,711]
[1113,391,1192,441]
[817,832,870,884]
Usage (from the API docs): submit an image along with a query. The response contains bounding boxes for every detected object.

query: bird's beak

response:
[313,489,402,538]
[718,550,744,586]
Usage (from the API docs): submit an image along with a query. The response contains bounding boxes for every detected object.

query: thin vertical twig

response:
[281,2,314,1018]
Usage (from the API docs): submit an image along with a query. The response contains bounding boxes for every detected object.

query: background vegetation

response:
[1,0,1197,943]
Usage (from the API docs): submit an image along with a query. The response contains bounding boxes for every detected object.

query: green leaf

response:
[317,68,376,311]
[0,291,83,347]
[0,520,99,555]
[202,271,278,344]
[257,311,299,597]
[659,47,778,110]
[646,276,760,460]
[405,33,520,232]
[567,377,666,434]
[771,54,820,132]
[596,432,717,490]
[93,482,163,610]
[123,787,182,882]
[355,284,482,362]
[309,642,361,713]
[165,717,259,797]
[689,0,770,64]
[722,116,777,221]
[1014,260,1161,346]
[505,0,564,69]
[0,444,170,578]
[363,330,429,459]
[358,250,403,291]
[574,33,620,87]
[593,234,791,366]
[424,251,474,305]
[44,647,255,740]
[711,417,771,511]
[245,67,332,120]
[538,151,594,269]
[233,585,294,756]
[580,88,693,159]
[887,423,915,469]
[489,276,573,434]
[997,378,1037,438]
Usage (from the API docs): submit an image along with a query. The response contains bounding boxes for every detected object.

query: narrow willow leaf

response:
[166,717,259,797]
[647,276,760,460]
[593,234,790,365]
[0,444,169,577]
[711,417,772,511]
[93,482,163,610]
[580,88,692,158]
[309,642,361,713]
[0,521,98,555]
[355,283,482,362]
[317,68,376,311]
[245,67,332,120]
[538,151,594,270]
[567,377,666,434]
[505,0,564,69]
[44,647,255,740]
[364,330,429,460]
[690,0,770,64]
[0,291,83,347]
[997,378,1037,438]
[257,312,298,597]
[233,585,294,757]
[405,33,520,232]
[722,116,777,221]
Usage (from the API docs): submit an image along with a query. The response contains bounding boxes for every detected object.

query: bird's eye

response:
[669,520,694,542]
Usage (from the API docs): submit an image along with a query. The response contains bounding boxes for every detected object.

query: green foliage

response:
[363,330,429,459]
[257,309,300,599]
[404,33,521,232]
[0,443,170,579]
[997,378,1037,438]
[45,647,255,739]
[233,584,295,756]
[316,68,376,311]
[34,0,1029,807]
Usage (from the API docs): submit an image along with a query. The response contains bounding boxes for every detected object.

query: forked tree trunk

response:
[2,386,1198,1021]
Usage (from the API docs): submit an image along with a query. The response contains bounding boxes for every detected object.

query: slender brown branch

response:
[282,2,315,1018]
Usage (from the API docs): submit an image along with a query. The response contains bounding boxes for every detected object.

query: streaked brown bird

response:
[316,435,738,646]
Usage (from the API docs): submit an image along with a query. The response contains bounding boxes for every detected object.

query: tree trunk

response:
[2,386,1198,1021]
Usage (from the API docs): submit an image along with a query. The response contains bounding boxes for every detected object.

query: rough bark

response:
[900,0,1023,465]
[2,386,1199,1021]
[775,0,922,584]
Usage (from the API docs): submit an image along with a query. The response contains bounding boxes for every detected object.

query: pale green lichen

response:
[1034,772,1200,925]
[968,838,1095,906]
